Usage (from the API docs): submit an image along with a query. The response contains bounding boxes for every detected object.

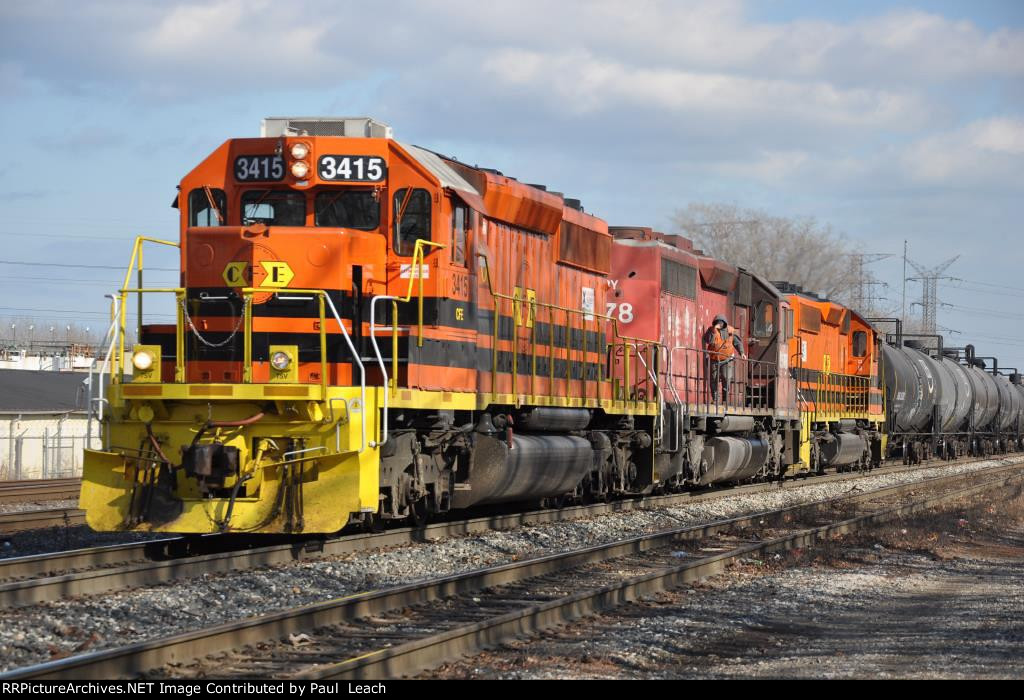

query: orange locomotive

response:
[777,283,884,471]
[82,117,661,533]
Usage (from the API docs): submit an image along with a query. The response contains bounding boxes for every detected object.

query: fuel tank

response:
[698,436,769,485]
[881,344,938,433]
[820,431,869,466]
[452,433,593,508]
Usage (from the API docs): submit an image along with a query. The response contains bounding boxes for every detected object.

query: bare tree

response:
[671,202,859,303]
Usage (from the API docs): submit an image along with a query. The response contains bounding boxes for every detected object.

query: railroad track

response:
[4,457,1022,680]
[0,478,80,504]
[0,457,1001,608]
[0,507,84,535]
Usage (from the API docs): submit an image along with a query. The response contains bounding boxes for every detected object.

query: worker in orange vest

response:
[703,314,745,403]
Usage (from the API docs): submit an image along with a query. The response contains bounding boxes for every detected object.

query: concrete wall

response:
[0,413,92,479]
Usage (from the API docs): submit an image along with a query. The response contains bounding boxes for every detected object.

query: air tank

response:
[881,344,938,433]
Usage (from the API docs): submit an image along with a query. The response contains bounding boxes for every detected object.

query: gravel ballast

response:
[428,480,1024,679]
[0,455,1021,673]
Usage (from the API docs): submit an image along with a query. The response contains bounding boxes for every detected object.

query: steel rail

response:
[0,457,1004,606]
[3,460,1021,680]
[0,478,81,504]
[0,508,85,534]
[315,467,1024,681]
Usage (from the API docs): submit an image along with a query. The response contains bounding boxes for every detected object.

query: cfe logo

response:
[222,262,248,286]
[260,261,294,287]
[221,261,294,288]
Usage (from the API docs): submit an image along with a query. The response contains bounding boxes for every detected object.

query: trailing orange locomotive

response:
[80,117,975,535]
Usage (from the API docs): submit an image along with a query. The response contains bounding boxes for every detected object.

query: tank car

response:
[881,337,1022,461]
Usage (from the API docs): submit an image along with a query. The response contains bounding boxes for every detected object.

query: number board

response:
[318,155,386,182]
[234,156,285,182]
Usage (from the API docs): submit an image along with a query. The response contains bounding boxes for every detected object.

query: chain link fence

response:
[0,432,91,480]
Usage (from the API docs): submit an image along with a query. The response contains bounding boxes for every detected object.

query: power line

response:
[0,305,174,318]
[0,259,177,271]
[945,303,1024,322]
[951,277,1024,294]
[0,275,174,286]
[944,281,1024,299]
[0,231,138,242]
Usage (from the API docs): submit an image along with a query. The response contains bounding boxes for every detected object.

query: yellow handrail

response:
[393,239,446,345]
[377,239,446,394]
[116,287,185,383]
[115,236,180,383]
[240,287,337,395]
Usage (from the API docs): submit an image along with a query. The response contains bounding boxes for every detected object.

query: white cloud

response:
[970,118,1024,155]
[900,117,1024,186]
[478,48,929,129]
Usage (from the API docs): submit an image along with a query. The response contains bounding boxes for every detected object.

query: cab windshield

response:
[241,190,306,226]
[314,189,380,230]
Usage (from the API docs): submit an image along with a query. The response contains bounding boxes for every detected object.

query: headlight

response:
[290,142,310,160]
[271,351,292,371]
[290,160,310,178]
[133,351,154,371]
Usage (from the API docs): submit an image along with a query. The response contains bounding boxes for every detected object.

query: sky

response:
[0,0,1022,366]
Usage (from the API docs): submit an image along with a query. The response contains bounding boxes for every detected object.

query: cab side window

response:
[393,188,431,256]
[852,331,868,357]
[753,301,775,338]
[188,188,227,226]
[451,202,469,266]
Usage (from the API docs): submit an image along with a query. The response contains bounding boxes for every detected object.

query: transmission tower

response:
[906,256,959,334]
[849,253,891,312]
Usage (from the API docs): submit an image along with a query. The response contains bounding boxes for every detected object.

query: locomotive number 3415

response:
[318,155,387,182]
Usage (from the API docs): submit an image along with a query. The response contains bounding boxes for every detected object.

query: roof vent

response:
[565,198,583,211]
[261,117,393,139]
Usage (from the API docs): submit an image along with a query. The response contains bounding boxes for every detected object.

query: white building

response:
[0,347,98,373]
[0,369,93,480]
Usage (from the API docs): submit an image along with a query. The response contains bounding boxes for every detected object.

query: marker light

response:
[291,160,310,178]
[290,142,310,160]
[271,351,292,371]
[132,351,154,371]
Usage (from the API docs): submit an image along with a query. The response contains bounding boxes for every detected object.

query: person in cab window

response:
[704,314,745,403]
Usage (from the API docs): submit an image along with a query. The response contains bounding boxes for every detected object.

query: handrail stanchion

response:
[318,295,328,396]
[242,290,253,383]
[174,291,185,383]
[366,237,445,447]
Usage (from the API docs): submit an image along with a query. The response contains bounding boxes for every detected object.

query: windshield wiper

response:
[314,191,347,224]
